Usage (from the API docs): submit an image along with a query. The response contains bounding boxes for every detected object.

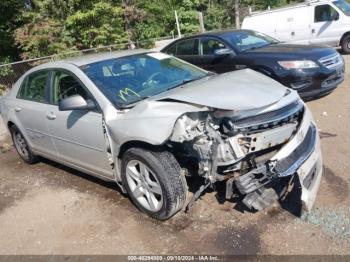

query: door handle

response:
[15,107,21,112]
[311,29,315,34]
[46,112,56,120]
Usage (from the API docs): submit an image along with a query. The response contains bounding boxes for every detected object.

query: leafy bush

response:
[0,58,13,77]
[0,84,6,96]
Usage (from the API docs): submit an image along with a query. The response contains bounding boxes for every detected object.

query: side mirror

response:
[214,48,234,56]
[332,12,339,21]
[59,95,96,111]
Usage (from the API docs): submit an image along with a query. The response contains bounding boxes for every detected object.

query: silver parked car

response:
[0,50,322,220]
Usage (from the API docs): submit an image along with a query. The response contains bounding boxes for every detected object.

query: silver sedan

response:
[0,50,323,220]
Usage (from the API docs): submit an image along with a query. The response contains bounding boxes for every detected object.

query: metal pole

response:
[198,12,205,33]
[175,10,182,38]
[235,0,240,29]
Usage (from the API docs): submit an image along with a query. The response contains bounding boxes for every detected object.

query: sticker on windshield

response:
[118,88,140,102]
[147,52,171,60]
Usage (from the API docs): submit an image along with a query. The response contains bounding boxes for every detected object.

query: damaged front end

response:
[169,98,322,216]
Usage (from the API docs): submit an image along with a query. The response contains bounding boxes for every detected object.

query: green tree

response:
[0,0,24,61]
[65,2,128,49]
[15,12,68,59]
[4,0,307,60]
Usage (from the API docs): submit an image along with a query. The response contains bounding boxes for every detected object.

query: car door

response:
[197,37,236,73]
[310,4,341,46]
[168,38,199,65]
[275,12,292,42]
[45,69,113,179]
[288,7,312,44]
[15,70,57,157]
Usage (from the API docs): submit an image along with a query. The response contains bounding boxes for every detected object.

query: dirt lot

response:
[0,56,350,256]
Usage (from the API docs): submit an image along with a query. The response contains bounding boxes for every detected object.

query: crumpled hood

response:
[106,69,299,148]
[153,69,287,110]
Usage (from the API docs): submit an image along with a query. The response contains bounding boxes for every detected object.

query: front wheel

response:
[341,35,350,54]
[121,148,187,220]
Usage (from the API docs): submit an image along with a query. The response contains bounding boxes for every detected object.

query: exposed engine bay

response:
[168,99,318,213]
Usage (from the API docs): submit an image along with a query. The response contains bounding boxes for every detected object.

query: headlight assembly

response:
[278,60,319,69]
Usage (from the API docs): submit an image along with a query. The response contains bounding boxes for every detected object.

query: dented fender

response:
[104,100,207,150]
[101,100,207,182]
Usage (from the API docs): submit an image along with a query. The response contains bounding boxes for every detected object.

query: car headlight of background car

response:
[278,60,319,70]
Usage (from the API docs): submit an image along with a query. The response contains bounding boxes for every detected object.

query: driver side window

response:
[52,71,91,105]
[315,5,339,22]
[200,38,226,55]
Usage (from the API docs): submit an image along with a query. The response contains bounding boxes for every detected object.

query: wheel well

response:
[340,32,350,46]
[118,140,166,159]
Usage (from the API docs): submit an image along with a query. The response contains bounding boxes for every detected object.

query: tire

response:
[121,148,187,220]
[341,35,350,54]
[10,125,39,164]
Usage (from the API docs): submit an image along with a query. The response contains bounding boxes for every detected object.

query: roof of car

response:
[160,29,253,49]
[195,29,252,37]
[61,49,149,67]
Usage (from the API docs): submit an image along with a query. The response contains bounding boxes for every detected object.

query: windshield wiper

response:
[250,42,279,50]
[119,96,151,109]
[167,76,206,91]
[247,44,269,51]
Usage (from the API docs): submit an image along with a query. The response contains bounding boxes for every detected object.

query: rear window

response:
[17,71,48,103]
[176,39,198,56]
[165,44,177,55]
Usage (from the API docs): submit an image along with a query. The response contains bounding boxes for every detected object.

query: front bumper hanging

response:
[233,110,322,214]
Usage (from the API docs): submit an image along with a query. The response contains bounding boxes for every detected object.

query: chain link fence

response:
[0,35,178,95]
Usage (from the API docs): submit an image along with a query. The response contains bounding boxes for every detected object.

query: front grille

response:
[319,53,344,70]
[274,124,317,177]
[232,100,304,130]
[321,67,345,88]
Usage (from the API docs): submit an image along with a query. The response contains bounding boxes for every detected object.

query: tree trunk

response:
[235,0,240,29]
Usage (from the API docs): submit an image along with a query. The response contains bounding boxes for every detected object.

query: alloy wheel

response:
[125,160,163,212]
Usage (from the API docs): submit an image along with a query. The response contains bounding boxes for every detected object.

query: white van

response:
[242,0,350,53]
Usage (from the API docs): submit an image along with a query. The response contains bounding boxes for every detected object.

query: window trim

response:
[16,69,51,104]
[48,68,102,113]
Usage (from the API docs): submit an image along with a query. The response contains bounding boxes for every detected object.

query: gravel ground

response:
[0,55,349,255]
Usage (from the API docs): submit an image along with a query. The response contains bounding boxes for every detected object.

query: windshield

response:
[81,53,208,108]
[333,0,350,16]
[221,31,279,52]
